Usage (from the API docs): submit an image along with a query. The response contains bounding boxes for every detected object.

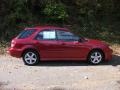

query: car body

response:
[8,26,113,65]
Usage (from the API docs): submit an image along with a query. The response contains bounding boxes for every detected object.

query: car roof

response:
[25,26,69,31]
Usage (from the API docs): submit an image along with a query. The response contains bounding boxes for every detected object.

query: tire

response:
[22,50,40,66]
[88,50,104,65]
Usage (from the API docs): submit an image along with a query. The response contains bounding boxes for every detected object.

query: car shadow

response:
[36,55,120,67]
[101,55,120,66]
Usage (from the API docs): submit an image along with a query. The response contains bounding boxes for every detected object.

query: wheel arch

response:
[21,45,40,58]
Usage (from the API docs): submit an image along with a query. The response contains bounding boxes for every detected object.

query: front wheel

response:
[22,50,40,66]
[88,50,104,65]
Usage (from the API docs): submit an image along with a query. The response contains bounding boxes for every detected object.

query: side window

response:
[56,30,79,41]
[36,30,56,40]
[17,29,35,39]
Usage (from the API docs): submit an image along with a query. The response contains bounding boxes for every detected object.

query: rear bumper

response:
[7,48,22,58]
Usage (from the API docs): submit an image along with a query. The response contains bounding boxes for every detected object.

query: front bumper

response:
[104,48,113,61]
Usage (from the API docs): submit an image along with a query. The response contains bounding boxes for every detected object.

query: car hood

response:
[84,38,108,47]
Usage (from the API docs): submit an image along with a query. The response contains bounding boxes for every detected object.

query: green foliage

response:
[44,3,68,21]
[0,0,120,43]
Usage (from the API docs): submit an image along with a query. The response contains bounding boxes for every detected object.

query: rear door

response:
[35,29,64,60]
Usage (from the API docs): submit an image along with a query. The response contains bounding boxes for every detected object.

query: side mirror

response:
[78,38,82,42]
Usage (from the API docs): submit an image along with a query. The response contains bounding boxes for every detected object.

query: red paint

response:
[8,26,113,61]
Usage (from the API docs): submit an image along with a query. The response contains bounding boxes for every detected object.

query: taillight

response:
[11,43,15,48]
[11,40,16,48]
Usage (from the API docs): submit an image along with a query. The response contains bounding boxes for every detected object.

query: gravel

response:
[0,55,120,90]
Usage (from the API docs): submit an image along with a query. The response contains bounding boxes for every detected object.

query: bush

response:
[44,2,68,23]
[0,0,120,43]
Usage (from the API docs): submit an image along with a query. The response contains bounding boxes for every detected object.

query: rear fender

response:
[21,45,40,57]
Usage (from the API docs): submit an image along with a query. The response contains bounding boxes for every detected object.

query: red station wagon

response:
[8,26,113,66]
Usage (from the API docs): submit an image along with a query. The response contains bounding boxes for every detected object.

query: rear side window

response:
[35,30,56,40]
[17,29,35,39]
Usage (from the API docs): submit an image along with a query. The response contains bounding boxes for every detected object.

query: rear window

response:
[17,29,35,39]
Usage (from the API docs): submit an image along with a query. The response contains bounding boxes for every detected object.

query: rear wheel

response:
[88,50,104,65]
[22,50,40,66]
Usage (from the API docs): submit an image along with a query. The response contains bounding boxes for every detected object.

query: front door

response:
[56,30,86,60]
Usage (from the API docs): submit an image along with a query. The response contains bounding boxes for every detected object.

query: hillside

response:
[0,0,120,43]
